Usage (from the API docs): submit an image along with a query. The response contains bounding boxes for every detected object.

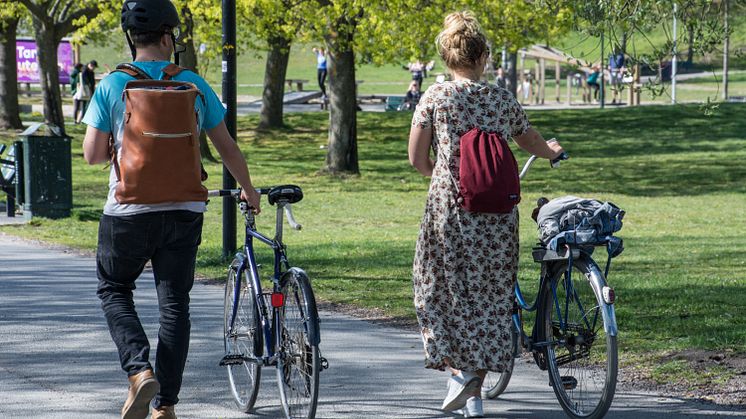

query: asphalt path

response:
[0,233,743,418]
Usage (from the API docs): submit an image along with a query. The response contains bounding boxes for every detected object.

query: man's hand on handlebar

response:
[241,188,262,215]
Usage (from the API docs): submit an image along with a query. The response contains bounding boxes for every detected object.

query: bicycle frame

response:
[228,203,292,365]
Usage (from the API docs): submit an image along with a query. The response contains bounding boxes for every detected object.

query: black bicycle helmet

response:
[121,0,180,34]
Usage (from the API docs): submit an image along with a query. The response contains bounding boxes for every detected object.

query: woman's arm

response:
[514,127,564,159]
[408,126,434,176]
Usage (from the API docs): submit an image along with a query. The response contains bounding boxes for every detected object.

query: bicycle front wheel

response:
[224,262,262,412]
[540,257,617,419]
[276,268,320,419]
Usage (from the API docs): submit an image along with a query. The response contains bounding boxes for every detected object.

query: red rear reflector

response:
[271,292,285,307]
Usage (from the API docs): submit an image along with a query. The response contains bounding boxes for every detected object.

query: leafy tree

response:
[243,0,308,129]
[15,0,104,134]
[0,3,27,129]
[299,0,446,174]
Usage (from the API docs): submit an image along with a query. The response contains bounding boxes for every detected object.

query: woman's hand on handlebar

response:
[546,139,565,160]
[241,188,262,215]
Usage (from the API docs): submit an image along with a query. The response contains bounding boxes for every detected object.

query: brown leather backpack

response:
[110,63,208,204]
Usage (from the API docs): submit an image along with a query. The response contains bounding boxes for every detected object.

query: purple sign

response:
[17,38,75,84]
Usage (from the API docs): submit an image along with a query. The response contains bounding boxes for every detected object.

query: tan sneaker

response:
[151,405,176,419]
[121,369,159,419]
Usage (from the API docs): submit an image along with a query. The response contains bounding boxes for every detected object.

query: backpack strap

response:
[114,63,152,80]
[114,63,187,80]
[161,63,185,80]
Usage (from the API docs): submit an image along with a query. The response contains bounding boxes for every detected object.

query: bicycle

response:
[481,152,619,419]
[212,185,328,419]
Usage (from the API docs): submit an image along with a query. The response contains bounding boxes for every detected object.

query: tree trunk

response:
[507,52,518,98]
[722,0,729,101]
[177,6,217,162]
[686,23,695,65]
[32,17,65,134]
[324,45,358,174]
[259,36,290,129]
[0,17,23,129]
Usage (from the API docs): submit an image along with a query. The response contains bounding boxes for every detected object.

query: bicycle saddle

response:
[267,185,303,205]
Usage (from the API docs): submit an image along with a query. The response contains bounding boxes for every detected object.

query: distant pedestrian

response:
[312,47,327,98]
[405,60,425,90]
[587,65,601,102]
[81,1,261,418]
[70,63,85,123]
[608,50,625,104]
[73,61,97,124]
[408,11,563,418]
[495,67,507,89]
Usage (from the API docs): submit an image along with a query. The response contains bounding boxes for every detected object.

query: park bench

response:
[0,144,18,217]
[285,79,309,92]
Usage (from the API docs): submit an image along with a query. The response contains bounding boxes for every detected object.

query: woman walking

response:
[408,11,564,417]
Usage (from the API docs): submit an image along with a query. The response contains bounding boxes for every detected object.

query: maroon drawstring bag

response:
[458,126,521,213]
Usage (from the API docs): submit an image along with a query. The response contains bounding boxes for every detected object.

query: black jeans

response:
[317,68,327,97]
[96,211,203,408]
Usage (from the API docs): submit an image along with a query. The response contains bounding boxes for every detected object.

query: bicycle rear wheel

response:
[540,258,617,419]
[224,262,262,412]
[277,269,320,419]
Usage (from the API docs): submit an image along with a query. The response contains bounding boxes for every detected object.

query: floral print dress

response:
[411,80,531,372]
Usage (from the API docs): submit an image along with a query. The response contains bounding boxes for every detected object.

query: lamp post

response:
[672,2,678,103]
[222,0,237,259]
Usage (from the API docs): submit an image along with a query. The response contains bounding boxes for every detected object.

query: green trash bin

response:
[19,123,72,219]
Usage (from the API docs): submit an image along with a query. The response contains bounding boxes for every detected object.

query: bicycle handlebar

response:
[206,188,302,231]
[518,138,569,180]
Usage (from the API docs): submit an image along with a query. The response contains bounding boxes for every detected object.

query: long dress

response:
[411,79,531,372]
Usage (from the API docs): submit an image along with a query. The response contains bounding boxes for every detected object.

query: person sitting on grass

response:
[401,80,422,111]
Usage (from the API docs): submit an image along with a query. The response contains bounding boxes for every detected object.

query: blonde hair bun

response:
[436,11,488,71]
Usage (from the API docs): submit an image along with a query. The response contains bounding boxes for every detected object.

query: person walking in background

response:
[587,64,601,103]
[608,50,625,104]
[75,60,98,123]
[70,63,84,124]
[408,11,563,418]
[81,1,261,418]
[494,66,507,89]
[312,47,327,98]
[405,60,425,91]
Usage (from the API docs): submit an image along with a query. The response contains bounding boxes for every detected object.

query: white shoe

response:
[442,371,480,411]
[456,397,484,418]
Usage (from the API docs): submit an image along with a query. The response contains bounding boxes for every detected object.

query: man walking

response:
[81,1,261,418]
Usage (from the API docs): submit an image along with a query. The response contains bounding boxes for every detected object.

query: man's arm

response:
[206,121,262,213]
[82,126,111,165]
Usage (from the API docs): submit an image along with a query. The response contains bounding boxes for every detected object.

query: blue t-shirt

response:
[82,61,226,216]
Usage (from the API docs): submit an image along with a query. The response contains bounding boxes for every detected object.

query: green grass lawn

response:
[1,104,745,384]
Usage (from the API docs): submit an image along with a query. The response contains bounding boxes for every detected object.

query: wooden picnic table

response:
[285,79,309,92]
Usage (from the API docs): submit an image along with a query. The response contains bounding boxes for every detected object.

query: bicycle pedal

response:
[219,354,246,366]
[320,356,329,370]
[560,376,578,390]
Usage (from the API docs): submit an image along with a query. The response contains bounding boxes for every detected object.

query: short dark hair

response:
[130,27,171,48]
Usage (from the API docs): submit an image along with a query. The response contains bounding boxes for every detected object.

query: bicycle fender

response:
[280,268,321,346]
[583,258,618,337]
